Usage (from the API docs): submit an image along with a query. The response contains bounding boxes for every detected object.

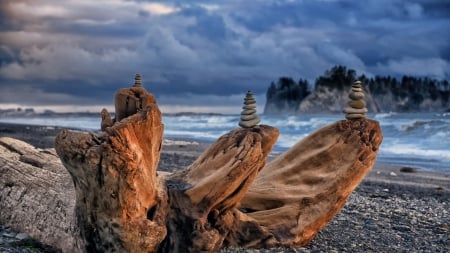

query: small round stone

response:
[241,109,256,115]
[241,114,257,121]
[343,107,368,114]
[349,92,365,100]
[243,104,256,109]
[345,113,366,119]
[348,100,366,109]
[239,118,261,128]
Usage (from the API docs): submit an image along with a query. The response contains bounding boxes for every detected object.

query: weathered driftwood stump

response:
[51,82,383,252]
[55,85,165,252]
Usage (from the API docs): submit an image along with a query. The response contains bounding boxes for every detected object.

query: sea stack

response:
[343,81,368,120]
[134,73,142,87]
[239,91,261,128]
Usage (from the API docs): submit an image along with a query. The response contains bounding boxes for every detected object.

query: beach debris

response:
[400,167,417,173]
[343,80,368,120]
[239,91,261,128]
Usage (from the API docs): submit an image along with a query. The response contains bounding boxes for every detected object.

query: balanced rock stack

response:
[343,80,368,120]
[134,73,142,87]
[239,91,261,128]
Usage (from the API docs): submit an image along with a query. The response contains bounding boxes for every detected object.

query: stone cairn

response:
[239,91,261,128]
[343,80,368,120]
[134,73,142,87]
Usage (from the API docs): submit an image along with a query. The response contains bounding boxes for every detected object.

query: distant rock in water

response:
[263,65,450,114]
[239,91,261,128]
[343,81,368,119]
[264,77,310,114]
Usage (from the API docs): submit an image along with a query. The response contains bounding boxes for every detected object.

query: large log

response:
[0,83,383,252]
[0,137,81,252]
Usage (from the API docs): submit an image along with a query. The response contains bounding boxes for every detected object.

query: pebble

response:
[0,225,61,252]
[15,233,29,240]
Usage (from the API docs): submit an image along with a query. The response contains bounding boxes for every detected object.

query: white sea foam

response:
[163,139,199,146]
[1,112,449,173]
[381,143,450,161]
[374,112,397,118]
[275,133,309,149]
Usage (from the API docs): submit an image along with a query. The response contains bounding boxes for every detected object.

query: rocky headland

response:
[264,65,450,114]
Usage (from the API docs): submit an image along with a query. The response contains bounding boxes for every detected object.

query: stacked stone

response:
[134,74,142,87]
[343,80,367,120]
[239,91,261,128]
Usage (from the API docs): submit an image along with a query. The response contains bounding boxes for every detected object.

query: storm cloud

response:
[1,0,449,112]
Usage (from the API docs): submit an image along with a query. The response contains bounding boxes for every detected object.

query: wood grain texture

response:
[55,104,165,253]
[240,119,383,246]
[0,137,81,252]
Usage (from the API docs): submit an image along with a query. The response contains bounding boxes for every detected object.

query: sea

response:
[1,112,449,174]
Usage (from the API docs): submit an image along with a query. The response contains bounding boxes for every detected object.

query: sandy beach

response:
[0,122,449,252]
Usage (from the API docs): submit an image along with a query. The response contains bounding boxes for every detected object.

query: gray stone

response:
[241,109,256,115]
[343,107,368,114]
[239,118,261,128]
[349,92,365,100]
[243,104,256,109]
[240,114,257,121]
[2,232,16,238]
[348,100,366,109]
[345,113,366,120]
[15,232,30,240]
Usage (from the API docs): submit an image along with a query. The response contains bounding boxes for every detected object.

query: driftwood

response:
[0,84,383,252]
[0,137,81,252]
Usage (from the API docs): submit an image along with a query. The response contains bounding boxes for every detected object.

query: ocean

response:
[1,112,449,174]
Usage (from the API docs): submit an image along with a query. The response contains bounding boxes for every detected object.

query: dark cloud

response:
[0,0,449,112]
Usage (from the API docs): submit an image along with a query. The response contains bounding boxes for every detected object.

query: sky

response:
[0,0,449,113]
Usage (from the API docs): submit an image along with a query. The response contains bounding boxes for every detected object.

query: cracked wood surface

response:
[161,125,279,252]
[0,137,81,252]
[240,119,383,246]
[55,105,166,253]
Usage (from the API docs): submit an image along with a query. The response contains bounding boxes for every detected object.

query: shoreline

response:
[1,121,448,175]
[1,122,449,252]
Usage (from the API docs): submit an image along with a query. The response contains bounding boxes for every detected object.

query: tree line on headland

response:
[264,65,450,114]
